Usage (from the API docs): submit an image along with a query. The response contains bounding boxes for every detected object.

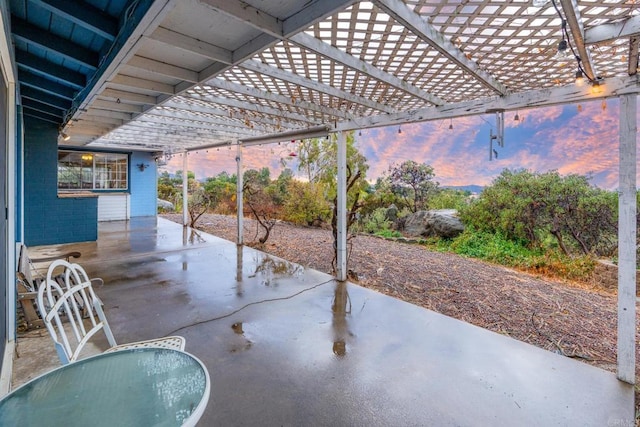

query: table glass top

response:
[0,348,208,427]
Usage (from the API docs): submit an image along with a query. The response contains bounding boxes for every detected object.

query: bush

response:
[361,208,392,234]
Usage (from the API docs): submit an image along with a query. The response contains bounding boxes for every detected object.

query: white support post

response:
[336,132,347,281]
[182,151,188,227]
[236,142,243,246]
[617,94,637,384]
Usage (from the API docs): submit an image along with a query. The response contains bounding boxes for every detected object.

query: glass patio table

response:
[0,347,210,427]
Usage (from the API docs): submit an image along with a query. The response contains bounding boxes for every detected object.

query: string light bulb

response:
[575,70,584,86]
[514,112,520,122]
[448,119,453,130]
[591,79,603,94]
[398,126,402,134]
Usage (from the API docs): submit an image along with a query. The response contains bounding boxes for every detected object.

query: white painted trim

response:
[336,132,347,281]
[617,94,637,384]
[0,340,15,397]
[182,151,188,226]
[6,82,16,343]
[236,143,243,246]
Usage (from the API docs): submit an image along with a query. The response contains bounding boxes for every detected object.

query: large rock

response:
[403,209,464,238]
[157,199,175,212]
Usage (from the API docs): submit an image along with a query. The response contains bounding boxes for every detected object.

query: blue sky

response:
[163,97,631,190]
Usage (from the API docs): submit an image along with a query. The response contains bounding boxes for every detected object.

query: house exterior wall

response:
[23,118,98,246]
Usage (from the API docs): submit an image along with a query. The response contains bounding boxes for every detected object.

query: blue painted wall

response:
[24,118,98,246]
[130,151,157,217]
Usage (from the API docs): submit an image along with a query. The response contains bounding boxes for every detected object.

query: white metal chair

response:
[37,259,185,365]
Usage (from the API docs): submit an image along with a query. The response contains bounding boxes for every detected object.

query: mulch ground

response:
[164,213,640,387]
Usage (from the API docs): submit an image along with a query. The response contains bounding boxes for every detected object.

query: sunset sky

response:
[161,97,631,190]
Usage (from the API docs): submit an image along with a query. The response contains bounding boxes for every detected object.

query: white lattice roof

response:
[60,0,640,152]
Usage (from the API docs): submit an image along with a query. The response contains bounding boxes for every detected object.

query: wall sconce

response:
[137,163,149,171]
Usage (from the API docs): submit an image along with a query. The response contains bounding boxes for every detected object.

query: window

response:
[58,151,128,190]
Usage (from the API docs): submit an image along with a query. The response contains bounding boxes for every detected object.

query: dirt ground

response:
[164,213,640,390]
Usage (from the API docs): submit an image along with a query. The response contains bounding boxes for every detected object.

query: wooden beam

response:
[629,36,639,76]
[617,93,637,384]
[148,27,232,63]
[19,69,76,100]
[91,99,143,114]
[559,0,598,81]
[585,15,640,44]
[108,75,175,95]
[30,0,118,41]
[334,75,640,131]
[127,55,198,82]
[291,32,445,106]
[11,16,98,69]
[20,86,70,110]
[15,50,85,89]
[101,88,158,105]
[242,59,396,114]
[373,0,508,96]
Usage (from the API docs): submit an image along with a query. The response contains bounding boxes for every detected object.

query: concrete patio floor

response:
[13,217,634,426]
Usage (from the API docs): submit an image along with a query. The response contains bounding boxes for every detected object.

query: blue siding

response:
[24,118,97,245]
[129,151,157,217]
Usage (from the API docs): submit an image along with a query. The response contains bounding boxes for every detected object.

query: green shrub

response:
[362,208,392,234]
[374,229,402,238]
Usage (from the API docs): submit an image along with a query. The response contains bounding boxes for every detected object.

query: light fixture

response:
[575,70,584,86]
[398,126,402,134]
[448,119,453,130]
[137,163,149,171]
[513,111,520,121]
[591,79,603,95]
[554,38,569,60]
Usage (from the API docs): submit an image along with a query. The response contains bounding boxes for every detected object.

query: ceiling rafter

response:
[162,100,297,130]
[372,0,508,96]
[178,94,317,125]
[100,88,158,105]
[584,16,640,45]
[290,32,445,106]
[558,0,597,81]
[11,16,98,69]
[15,50,85,89]
[241,59,396,114]
[19,69,76,100]
[135,115,260,136]
[108,75,175,96]
[209,78,354,121]
[146,109,275,134]
[127,55,198,82]
[148,27,232,64]
[20,86,69,110]
[29,0,118,41]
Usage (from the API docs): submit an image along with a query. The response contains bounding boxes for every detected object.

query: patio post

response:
[336,131,347,281]
[182,150,188,226]
[236,142,243,245]
[617,93,637,384]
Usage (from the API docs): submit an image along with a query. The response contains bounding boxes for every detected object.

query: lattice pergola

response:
[54,0,640,153]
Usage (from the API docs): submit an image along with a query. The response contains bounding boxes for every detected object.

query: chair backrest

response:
[37,260,117,364]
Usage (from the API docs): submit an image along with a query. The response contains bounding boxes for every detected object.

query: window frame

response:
[57,150,130,192]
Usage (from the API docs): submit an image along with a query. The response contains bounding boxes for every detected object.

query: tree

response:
[461,169,618,257]
[294,132,369,271]
[242,168,281,245]
[387,160,438,212]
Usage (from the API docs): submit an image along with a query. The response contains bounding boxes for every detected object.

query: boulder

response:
[157,199,175,212]
[403,209,464,238]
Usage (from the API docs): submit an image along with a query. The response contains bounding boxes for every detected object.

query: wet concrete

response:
[17,217,634,426]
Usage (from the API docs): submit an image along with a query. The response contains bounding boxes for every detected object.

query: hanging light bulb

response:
[577,104,583,112]
[601,99,607,111]
[554,39,569,60]
[532,0,550,6]
[398,126,402,134]
[514,111,520,122]
[575,70,584,86]
[448,119,453,130]
[591,79,603,95]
